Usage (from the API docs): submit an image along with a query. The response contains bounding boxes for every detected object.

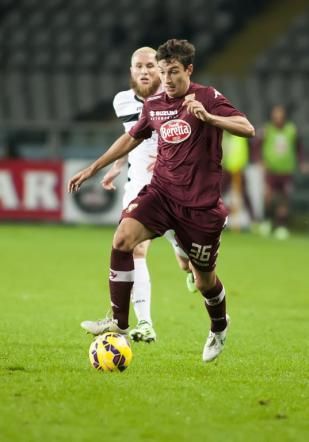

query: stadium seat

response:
[75,73,96,111]
[28,73,52,121]
[298,54,309,73]
[6,72,29,120]
[51,73,75,120]
[0,0,294,124]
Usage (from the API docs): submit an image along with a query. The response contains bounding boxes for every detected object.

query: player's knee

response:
[113,232,135,252]
[113,238,133,253]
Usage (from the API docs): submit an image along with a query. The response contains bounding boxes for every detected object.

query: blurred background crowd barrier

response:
[0,0,309,229]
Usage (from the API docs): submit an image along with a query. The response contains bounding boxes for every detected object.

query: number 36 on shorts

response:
[189,243,213,268]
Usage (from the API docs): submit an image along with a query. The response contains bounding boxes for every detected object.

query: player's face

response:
[130,52,161,98]
[271,105,286,128]
[158,59,193,98]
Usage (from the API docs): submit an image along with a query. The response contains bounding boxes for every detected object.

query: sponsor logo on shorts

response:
[126,203,138,213]
[160,119,191,144]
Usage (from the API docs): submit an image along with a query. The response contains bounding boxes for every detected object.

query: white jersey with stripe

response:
[113,89,157,189]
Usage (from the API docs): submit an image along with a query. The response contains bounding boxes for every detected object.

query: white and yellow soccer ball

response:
[89,332,133,372]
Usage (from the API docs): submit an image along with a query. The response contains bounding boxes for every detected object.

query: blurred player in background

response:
[256,105,305,239]
[221,131,255,229]
[69,39,254,363]
[81,47,194,343]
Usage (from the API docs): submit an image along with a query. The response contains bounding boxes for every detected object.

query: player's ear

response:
[187,64,193,76]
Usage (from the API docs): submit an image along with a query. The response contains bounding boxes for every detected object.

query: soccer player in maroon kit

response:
[68,39,255,362]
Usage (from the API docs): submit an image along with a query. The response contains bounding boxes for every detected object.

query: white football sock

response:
[131,258,152,324]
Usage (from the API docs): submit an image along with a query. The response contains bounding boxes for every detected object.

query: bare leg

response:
[164,229,197,292]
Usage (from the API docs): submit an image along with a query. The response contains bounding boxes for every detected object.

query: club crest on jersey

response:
[126,203,138,213]
[160,119,191,144]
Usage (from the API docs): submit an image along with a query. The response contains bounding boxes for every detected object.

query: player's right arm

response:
[67,133,142,192]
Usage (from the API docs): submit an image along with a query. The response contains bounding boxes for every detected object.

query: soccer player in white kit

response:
[81,47,193,342]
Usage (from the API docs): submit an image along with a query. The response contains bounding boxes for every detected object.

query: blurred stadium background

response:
[0,0,309,228]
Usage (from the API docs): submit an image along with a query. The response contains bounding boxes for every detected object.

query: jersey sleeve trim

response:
[119,113,140,123]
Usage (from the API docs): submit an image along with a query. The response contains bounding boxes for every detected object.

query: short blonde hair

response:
[131,47,156,65]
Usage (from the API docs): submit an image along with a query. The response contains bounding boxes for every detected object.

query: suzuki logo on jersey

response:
[160,119,191,144]
[149,109,178,121]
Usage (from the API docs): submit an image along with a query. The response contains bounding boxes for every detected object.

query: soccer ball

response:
[89,332,133,372]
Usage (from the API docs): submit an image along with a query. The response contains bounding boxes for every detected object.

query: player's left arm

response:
[183,90,255,138]
[207,114,255,138]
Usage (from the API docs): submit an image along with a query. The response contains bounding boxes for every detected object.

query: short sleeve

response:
[129,104,153,140]
[206,87,245,118]
[112,92,122,118]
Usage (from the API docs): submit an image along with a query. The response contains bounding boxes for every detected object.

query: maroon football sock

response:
[201,277,227,332]
[109,248,134,329]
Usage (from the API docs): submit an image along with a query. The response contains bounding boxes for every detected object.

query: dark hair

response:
[156,39,195,68]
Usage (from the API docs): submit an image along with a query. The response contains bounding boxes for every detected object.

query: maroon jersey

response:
[129,82,245,208]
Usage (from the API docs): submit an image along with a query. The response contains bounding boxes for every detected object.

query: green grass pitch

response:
[0,224,308,442]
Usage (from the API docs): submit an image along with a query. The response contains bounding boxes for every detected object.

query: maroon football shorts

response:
[121,185,228,272]
[265,173,293,197]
